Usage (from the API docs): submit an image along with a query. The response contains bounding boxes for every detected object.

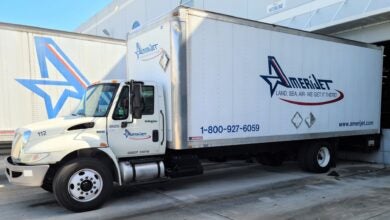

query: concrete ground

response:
[1,154,390,220]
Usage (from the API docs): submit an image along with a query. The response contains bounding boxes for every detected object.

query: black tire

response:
[53,158,113,212]
[256,153,284,166]
[299,142,334,173]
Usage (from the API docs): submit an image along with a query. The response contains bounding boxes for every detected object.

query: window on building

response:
[132,21,141,30]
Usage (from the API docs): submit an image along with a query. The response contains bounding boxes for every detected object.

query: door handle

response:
[160,110,164,145]
[152,130,159,142]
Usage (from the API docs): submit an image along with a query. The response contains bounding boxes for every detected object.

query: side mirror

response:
[131,82,143,119]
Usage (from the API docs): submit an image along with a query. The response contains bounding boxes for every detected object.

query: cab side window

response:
[113,86,129,120]
[142,86,154,115]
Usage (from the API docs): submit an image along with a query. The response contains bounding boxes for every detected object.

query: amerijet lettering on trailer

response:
[260,56,344,106]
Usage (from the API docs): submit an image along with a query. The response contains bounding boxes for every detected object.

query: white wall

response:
[77,0,181,40]
[333,21,390,44]
[77,0,316,39]
[77,0,390,41]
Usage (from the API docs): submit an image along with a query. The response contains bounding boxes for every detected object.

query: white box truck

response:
[0,23,127,143]
[5,7,383,212]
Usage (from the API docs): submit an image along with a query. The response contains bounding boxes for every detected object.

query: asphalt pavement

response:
[1,155,390,220]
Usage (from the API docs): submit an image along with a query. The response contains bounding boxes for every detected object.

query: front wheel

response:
[53,158,113,212]
[299,142,335,173]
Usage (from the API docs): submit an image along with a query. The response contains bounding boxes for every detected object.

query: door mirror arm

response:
[121,118,133,128]
[129,80,144,120]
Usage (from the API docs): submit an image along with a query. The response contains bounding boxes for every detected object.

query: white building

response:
[77,0,390,43]
[77,0,390,164]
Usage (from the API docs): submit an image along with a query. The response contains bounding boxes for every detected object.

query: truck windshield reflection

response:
[73,84,118,117]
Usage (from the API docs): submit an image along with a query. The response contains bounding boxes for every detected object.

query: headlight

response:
[11,130,32,161]
[22,130,32,144]
[11,134,23,159]
[22,153,49,163]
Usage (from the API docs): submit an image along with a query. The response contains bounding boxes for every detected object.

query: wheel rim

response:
[317,147,330,168]
[67,169,103,202]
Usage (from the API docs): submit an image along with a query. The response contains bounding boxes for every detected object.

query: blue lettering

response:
[135,42,159,59]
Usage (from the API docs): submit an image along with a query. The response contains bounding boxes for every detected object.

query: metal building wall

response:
[76,0,181,39]
[76,0,390,42]
[76,0,316,39]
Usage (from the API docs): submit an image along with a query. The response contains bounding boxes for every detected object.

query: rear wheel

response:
[299,142,334,173]
[53,158,113,212]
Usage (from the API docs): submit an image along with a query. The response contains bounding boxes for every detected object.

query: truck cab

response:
[5,80,167,211]
[101,81,166,157]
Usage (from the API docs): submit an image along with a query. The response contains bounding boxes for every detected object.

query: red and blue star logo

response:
[260,56,291,97]
[16,37,90,118]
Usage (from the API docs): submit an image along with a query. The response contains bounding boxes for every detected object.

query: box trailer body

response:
[0,23,127,143]
[127,8,383,150]
[4,7,383,212]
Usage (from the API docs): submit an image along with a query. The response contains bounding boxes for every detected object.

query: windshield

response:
[73,84,119,117]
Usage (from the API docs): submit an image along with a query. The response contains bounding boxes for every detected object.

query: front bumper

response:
[4,156,49,187]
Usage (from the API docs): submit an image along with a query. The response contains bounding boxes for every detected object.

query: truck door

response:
[107,83,164,158]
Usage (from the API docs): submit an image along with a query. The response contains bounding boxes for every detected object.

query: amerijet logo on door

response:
[16,37,90,118]
[260,56,344,106]
[123,129,151,140]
